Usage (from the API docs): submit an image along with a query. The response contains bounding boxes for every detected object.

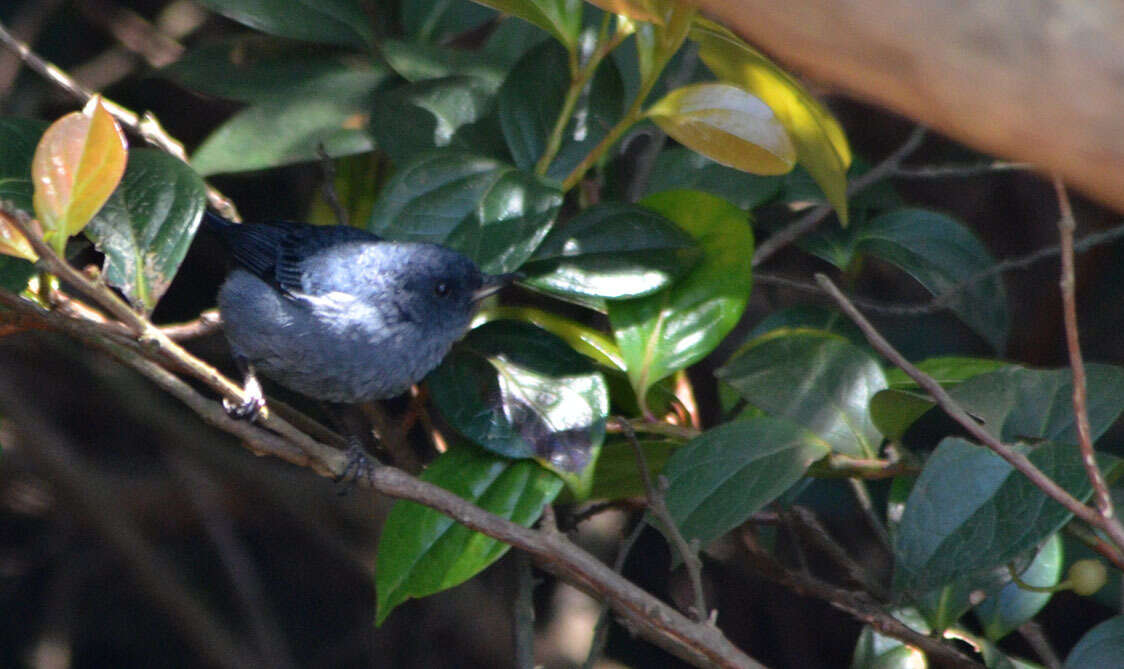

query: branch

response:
[814,272,1124,559]
[1053,178,1116,521]
[740,529,981,668]
[752,126,927,266]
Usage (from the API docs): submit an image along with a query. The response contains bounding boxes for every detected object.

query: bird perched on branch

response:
[205,211,511,422]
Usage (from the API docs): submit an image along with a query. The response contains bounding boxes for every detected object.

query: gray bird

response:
[205,212,510,418]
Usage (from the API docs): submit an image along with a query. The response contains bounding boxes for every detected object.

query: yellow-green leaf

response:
[582,0,664,24]
[647,82,795,175]
[0,216,37,262]
[31,97,128,242]
[690,18,852,223]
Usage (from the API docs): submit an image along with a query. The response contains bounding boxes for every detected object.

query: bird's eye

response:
[434,281,451,298]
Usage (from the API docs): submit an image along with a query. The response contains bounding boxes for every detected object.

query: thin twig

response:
[784,506,888,600]
[756,220,1124,316]
[615,417,709,622]
[740,529,981,668]
[513,551,537,669]
[159,309,223,340]
[890,161,1032,179]
[1017,621,1062,669]
[582,516,647,669]
[1054,178,1115,520]
[752,126,928,266]
[317,144,349,227]
[814,272,1124,559]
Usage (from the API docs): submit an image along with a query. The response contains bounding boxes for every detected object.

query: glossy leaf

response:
[976,533,1063,641]
[428,321,608,495]
[948,364,1124,445]
[368,151,562,274]
[195,0,373,48]
[647,82,795,175]
[807,209,1009,352]
[718,329,886,457]
[633,1,695,86]
[403,0,496,42]
[690,18,851,223]
[870,357,1011,440]
[480,305,624,371]
[1065,616,1124,669]
[588,438,678,500]
[32,98,128,241]
[469,0,583,49]
[893,437,1118,597]
[191,69,384,175]
[498,40,624,181]
[521,202,699,301]
[370,76,497,164]
[644,147,783,210]
[160,36,373,103]
[380,39,509,92]
[746,305,866,346]
[84,150,207,311]
[661,417,830,547]
[375,444,563,624]
[608,190,753,406]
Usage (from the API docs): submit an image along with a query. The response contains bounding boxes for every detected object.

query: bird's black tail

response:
[203,209,237,232]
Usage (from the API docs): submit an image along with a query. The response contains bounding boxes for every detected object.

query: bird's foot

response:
[222,395,267,421]
[335,436,379,494]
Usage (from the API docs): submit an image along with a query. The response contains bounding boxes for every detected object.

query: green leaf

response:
[1065,615,1124,669]
[195,0,373,48]
[976,533,1063,641]
[643,147,783,210]
[85,150,208,312]
[370,76,498,164]
[428,321,608,496]
[717,329,887,457]
[497,39,624,181]
[480,305,624,371]
[379,39,508,92]
[949,364,1124,445]
[647,82,796,175]
[588,438,678,500]
[469,0,583,49]
[403,0,497,42]
[851,608,930,669]
[892,437,1118,597]
[745,305,865,346]
[806,209,1009,352]
[375,444,563,624]
[159,36,372,103]
[870,357,1011,440]
[521,202,699,302]
[367,150,562,273]
[191,68,385,175]
[690,17,851,223]
[608,190,753,406]
[661,416,830,547]
[0,118,47,211]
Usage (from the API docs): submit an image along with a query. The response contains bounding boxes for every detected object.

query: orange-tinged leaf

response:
[647,82,795,175]
[0,215,36,262]
[690,18,852,222]
[32,97,128,240]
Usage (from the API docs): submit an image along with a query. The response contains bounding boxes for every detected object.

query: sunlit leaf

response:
[468,0,584,49]
[32,98,128,242]
[976,533,1062,641]
[608,190,753,407]
[195,0,373,48]
[647,82,795,175]
[370,76,498,164]
[521,202,699,302]
[582,0,663,23]
[718,329,886,457]
[690,18,851,222]
[479,305,624,371]
[375,444,562,624]
[428,321,608,496]
[85,150,207,311]
[380,39,509,92]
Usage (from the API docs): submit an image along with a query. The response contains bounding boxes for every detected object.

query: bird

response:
[204,211,512,422]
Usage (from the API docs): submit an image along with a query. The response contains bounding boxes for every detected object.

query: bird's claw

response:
[223,395,267,421]
[335,437,379,494]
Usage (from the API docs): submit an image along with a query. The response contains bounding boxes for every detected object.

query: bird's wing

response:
[274,225,381,296]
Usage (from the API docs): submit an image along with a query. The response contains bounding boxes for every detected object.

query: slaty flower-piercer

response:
[205,211,512,419]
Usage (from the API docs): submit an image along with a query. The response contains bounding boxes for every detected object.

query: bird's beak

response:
[472,272,521,302]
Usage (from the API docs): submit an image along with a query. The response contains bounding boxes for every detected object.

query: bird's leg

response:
[324,403,380,491]
[223,355,268,420]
